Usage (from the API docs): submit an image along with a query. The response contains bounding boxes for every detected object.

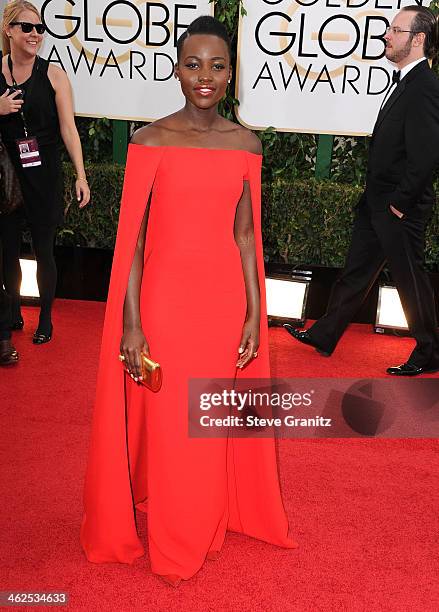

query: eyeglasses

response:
[385,26,420,35]
[10,22,46,35]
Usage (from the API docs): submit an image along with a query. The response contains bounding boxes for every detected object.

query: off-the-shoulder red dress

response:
[80,145,297,580]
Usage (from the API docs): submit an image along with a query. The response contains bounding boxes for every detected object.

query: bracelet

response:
[76,177,88,183]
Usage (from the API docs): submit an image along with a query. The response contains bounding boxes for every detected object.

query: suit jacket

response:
[362,60,439,217]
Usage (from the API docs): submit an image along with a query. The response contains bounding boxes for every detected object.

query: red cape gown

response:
[80,144,297,579]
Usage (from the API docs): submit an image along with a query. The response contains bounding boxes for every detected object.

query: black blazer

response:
[363,60,439,217]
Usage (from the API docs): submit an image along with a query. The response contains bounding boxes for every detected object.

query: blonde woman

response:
[0,1,90,343]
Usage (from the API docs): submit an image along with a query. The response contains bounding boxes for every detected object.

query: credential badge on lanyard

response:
[8,54,42,168]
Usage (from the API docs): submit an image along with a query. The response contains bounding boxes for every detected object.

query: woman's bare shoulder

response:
[219,120,262,155]
[237,127,263,155]
[47,63,70,89]
[47,63,67,78]
[131,116,178,147]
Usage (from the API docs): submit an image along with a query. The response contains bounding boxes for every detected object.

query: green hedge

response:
[60,163,124,248]
[59,163,439,269]
[262,179,359,266]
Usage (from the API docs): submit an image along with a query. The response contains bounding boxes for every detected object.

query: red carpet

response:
[1,300,438,611]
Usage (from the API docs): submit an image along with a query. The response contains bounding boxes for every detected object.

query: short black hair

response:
[176,15,231,62]
[402,5,438,60]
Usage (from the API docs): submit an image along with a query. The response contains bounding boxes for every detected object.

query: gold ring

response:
[119,354,125,362]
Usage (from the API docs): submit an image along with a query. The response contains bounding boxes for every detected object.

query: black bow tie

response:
[378,69,402,114]
[392,70,401,84]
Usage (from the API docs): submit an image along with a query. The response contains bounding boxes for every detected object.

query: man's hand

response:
[390,204,404,219]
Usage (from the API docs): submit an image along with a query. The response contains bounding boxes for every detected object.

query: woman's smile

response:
[194,85,216,97]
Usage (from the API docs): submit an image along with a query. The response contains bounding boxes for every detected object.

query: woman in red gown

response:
[80,16,297,586]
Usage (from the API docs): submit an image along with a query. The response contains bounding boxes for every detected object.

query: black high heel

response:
[11,316,24,331]
[32,324,53,345]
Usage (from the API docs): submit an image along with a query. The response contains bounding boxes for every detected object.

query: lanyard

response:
[7,54,38,138]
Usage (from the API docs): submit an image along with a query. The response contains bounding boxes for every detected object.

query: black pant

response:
[0,210,57,329]
[0,242,11,340]
[308,203,439,368]
[0,287,11,341]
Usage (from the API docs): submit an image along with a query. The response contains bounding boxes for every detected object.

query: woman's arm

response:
[234,179,260,369]
[120,201,150,382]
[48,65,90,207]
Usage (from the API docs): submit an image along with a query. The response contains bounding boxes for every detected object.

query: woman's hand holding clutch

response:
[120,328,150,382]
[237,317,260,369]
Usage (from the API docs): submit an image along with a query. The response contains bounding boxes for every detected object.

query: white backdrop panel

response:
[32,0,213,121]
[236,0,432,135]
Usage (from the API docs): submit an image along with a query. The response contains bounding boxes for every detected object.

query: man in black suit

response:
[286,6,439,376]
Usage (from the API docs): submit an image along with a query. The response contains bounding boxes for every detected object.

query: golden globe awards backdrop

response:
[236,0,433,135]
[32,1,213,120]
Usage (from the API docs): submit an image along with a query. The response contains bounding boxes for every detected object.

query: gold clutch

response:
[140,352,162,392]
[119,352,162,392]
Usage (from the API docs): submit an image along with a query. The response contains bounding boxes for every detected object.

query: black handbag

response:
[0,136,23,215]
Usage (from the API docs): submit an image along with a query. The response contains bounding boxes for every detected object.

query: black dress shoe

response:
[283,324,331,356]
[32,325,53,345]
[386,362,439,376]
[0,339,19,366]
